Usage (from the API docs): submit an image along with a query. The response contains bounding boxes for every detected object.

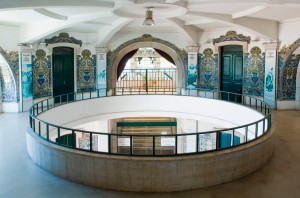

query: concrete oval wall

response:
[26,126,274,192]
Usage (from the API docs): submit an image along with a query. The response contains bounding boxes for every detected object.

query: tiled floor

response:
[0,110,300,198]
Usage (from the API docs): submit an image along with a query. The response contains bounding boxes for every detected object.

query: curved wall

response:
[26,126,274,192]
[37,95,264,130]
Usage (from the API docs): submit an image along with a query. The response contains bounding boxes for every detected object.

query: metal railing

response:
[29,88,272,157]
[117,68,177,93]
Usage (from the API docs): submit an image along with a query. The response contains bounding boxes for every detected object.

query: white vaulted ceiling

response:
[0,0,300,45]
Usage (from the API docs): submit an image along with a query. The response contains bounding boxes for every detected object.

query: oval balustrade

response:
[29,87,271,157]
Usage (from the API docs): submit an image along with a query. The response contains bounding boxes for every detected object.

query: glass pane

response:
[155,135,175,155]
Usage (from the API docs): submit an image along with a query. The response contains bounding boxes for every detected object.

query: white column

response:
[186,46,199,89]
[263,42,280,109]
[96,47,108,95]
[19,45,33,112]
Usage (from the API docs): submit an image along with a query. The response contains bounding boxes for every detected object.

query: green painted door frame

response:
[52,47,74,102]
[221,45,243,102]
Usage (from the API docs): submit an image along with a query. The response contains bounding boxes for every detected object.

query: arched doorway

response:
[52,47,74,100]
[220,45,243,102]
[107,36,186,92]
[279,38,300,109]
[116,48,177,94]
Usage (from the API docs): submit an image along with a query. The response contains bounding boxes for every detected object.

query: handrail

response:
[29,87,272,157]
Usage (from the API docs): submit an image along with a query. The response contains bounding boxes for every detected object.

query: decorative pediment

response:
[113,34,186,57]
[142,34,153,41]
[213,31,251,45]
[45,33,82,46]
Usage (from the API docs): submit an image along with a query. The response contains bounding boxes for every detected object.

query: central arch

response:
[107,36,186,89]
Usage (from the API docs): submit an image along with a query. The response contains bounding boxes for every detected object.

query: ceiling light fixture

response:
[143,8,155,26]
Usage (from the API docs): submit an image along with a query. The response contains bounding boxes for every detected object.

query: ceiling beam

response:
[85,21,112,26]
[187,0,300,8]
[185,18,214,25]
[186,11,278,39]
[34,8,68,20]
[20,12,113,43]
[232,6,267,19]
[166,18,199,45]
[97,18,134,47]
[0,0,114,11]
[165,0,181,3]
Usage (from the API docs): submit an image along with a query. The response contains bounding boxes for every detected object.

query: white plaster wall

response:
[279,20,300,46]
[177,118,222,133]
[0,24,19,51]
[109,33,188,50]
[0,25,19,113]
[74,120,109,132]
[36,95,265,138]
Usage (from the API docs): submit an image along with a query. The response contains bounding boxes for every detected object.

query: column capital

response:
[18,44,33,53]
[263,41,281,50]
[186,46,199,52]
[96,47,109,53]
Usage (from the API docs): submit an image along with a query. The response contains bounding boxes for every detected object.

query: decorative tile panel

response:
[77,50,96,92]
[0,47,19,102]
[32,49,52,99]
[243,47,265,96]
[199,133,217,151]
[281,53,300,100]
[198,48,218,91]
[78,133,98,151]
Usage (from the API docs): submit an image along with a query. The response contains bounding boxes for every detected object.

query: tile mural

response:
[32,49,52,99]
[78,133,98,150]
[0,47,19,102]
[243,47,265,96]
[280,53,300,100]
[198,48,218,91]
[77,50,96,92]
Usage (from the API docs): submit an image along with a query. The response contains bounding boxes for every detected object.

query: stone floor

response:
[0,110,299,198]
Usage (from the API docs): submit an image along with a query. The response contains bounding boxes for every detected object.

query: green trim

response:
[117,122,177,127]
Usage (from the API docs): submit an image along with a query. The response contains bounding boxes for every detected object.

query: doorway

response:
[52,47,74,101]
[116,48,177,94]
[220,45,243,102]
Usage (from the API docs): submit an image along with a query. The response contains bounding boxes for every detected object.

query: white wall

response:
[0,24,20,51]
[37,95,264,136]
[109,32,188,50]
[0,25,20,113]
[177,118,223,133]
[279,20,300,46]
